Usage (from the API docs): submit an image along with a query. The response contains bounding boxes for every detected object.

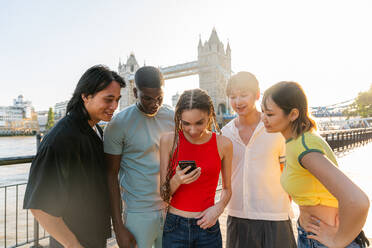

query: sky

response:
[1,0,372,111]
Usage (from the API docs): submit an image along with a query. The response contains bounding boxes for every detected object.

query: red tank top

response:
[170,131,221,212]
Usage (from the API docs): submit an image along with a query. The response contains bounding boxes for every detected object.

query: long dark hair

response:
[262,81,316,138]
[160,88,220,203]
[66,65,125,120]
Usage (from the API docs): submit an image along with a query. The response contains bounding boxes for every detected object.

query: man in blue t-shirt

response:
[104,66,174,248]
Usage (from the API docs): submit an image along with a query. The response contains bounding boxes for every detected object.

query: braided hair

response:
[160,88,220,203]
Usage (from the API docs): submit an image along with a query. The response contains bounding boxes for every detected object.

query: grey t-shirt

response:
[104,104,174,212]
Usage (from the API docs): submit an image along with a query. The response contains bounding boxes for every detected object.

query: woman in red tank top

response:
[160,89,232,248]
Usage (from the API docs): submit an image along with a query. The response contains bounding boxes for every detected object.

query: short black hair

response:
[66,65,126,120]
[134,66,164,89]
[262,81,316,138]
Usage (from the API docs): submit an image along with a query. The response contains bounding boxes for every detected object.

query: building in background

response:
[0,95,38,135]
[171,92,180,108]
[54,100,68,121]
[0,106,23,127]
[118,53,140,110]
[13,95,33,119]
[37,110,48,133]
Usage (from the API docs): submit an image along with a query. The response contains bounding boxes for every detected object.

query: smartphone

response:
[178,160,197,174]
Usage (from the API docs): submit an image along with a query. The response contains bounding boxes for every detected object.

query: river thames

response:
[0,136,36,158]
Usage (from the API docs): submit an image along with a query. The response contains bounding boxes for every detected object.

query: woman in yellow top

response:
[261,81,370,248]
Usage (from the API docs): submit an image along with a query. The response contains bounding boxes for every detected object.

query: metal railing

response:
[0,156,34,167]
[1,134,47,248]
[1,128,372,247]
[1,182,48,248]
[320,127,372,152]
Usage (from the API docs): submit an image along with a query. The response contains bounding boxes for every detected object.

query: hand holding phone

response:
[175,160,201,185]
[178,160,197,174]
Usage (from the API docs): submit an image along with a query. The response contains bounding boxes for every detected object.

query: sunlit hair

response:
[226,71,259,96]
[160,88,220,203]
[262,81,317,138]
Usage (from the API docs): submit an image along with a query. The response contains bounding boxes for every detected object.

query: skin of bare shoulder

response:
[161,131,175,140]
[216,134,233,160]
[161,132,174,141]
[160,131,175,149]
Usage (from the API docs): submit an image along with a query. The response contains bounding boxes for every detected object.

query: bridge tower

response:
[197,28,232,123]
[117,29,232,120]
[118,53,139,110]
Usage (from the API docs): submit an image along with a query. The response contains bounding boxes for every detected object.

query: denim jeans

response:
[297,221,361,248]
[162,212,222,248]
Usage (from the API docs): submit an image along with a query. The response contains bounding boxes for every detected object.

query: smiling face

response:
[82,81,121,126]
[262,96,293,138]
[228,88,259,116]
[180,109,210,140]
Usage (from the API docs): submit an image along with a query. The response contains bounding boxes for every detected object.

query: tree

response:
[343,102,358,118]
[46,107,55,130]
[355,84,372,118]
[343,84,372,118]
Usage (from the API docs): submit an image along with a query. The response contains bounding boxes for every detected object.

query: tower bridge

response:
[118,28,232,122]
[118,28,356,122]
[161,61,199,80]
[310,99,355,117]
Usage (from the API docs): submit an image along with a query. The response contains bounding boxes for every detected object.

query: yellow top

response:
[281,131,338,208]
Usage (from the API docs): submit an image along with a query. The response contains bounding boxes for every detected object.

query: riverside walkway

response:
[1,142,372,247]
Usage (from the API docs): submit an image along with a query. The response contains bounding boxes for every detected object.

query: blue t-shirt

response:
[104,104,174,212]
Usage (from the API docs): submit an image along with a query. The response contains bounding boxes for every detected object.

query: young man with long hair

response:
[24,65,125,248]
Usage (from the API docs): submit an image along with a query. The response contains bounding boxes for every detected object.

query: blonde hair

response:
[226,71,259,96]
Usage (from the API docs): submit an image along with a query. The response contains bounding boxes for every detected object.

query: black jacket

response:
[24,111,111,248]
